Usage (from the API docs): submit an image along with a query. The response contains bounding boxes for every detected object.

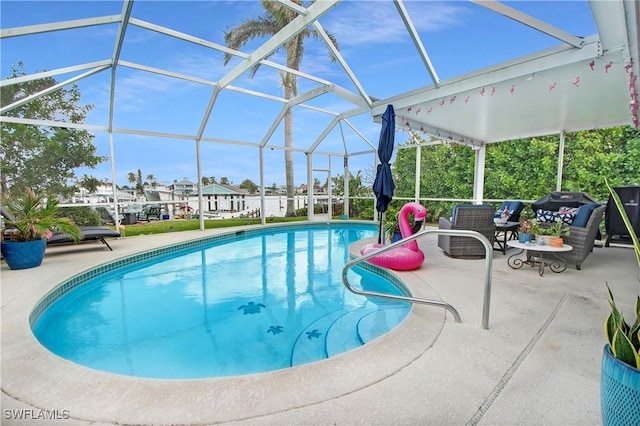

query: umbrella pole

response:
[378,211,384,244]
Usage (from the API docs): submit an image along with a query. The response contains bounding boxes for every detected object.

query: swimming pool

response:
[32,222,410,379]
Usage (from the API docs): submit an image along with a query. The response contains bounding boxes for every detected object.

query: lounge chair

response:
[438,205,496,258]
[142,190,163,221]
[47,226,121,251]
[2,207,120,251]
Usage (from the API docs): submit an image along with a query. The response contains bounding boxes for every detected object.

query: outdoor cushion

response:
[495,201,525,222]
[556,212,576,225]
[572,203,601,227]
[559,206,579,214]
[536,209,557,223]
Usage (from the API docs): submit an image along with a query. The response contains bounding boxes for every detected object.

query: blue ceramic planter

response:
[518,233,532,243]
[1,239,46,270]
[601,344,640,425]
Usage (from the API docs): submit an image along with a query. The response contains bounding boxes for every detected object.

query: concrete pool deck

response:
[1,222,638,425]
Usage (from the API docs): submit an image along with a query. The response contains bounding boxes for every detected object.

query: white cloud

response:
[324,1,466,47]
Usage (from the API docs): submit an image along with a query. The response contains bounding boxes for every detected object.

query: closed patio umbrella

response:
[372,104,396,244]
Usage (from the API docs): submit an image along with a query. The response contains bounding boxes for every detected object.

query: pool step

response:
[324,306,378,358]
[290,304,411,366]
[356,306,410,344]
[289,310,344,367]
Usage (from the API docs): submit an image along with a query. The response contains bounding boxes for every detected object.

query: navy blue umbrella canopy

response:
[372,104,395,243]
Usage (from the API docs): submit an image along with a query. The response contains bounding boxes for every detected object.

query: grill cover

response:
[605,186,640,245]
[532,191,598,212]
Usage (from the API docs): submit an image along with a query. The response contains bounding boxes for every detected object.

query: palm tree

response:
[223,0,339,216]
[146,174,157,188]
[127,172,136,186]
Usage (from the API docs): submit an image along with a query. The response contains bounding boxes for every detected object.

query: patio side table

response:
[506,240,573,276]
[494,221,520,255]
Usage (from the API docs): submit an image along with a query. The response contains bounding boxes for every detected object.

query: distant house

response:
[172,177,196,196]
[194,183,247,212]
[70,183,136,204]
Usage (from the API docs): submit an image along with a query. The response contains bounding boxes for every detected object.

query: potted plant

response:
[384,213,402,243]
[530,219,570,245]
[1,188,82,270]
[600,178,640,425]
[519,218,533,243]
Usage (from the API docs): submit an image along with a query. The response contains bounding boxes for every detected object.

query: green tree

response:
[391,126,640,221]
[484,135,559,200]
[223,0,339,216]
[79,174,101,194]
[239,178,258,194]
[220,177,230,185]
[136,169,143,193]
[332,171,372,217]
[202,176,216,186]
[0,62,105,196]
[146,174,157,188]
[127,172,137,186]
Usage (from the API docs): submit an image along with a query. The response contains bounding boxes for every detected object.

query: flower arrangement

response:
[520,219,532,234]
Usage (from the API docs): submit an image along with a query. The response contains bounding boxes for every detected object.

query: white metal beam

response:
[396,115,484,148]
[0,60,112,87]
[217,0,340,90]
[372,36,602,117]
[273,0,308,16]
[394,0,440,87]
[471,0,584,48]
[0,66,110,115]
[308,116,341,153]
[312,20,372,107]
[260,105,288,147]
[108,0,133,132]
[0,15,121,38]
[0,116,108,132]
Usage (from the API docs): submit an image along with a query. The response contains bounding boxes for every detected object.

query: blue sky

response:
[0,0,596,189]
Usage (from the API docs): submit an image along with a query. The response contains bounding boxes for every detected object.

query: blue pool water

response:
[32,223,410,379]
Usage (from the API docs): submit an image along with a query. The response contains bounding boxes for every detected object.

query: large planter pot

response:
[390,231,402,243]
[601,344,640,425]
[0,239,47,270]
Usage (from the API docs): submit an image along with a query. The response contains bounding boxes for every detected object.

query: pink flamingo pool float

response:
[360,202,427,271]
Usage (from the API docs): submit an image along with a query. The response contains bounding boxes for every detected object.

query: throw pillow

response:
[536,209,557,223]
[556,211,575,225]
[572,203,601,227]
[558,206,579,214]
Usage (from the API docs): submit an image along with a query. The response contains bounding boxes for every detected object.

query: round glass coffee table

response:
[506,240,573,276]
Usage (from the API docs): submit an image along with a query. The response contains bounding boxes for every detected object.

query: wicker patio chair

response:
[438,205,496,258]
[532,204,606,270]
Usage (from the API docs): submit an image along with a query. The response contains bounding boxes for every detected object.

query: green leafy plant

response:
[384,214,400,237]
[530,219,570,237]
[58,206,101,226]
[603,178,640,368]
[604,284,640,368]
[2,188,82,242]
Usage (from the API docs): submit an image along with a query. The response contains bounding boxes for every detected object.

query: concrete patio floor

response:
[1,222,638,425]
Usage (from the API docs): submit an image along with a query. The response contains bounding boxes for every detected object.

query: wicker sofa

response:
[531,192,606,270]
[438,205,496,258]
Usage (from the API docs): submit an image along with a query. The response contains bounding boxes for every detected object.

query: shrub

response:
[58,206,101,226]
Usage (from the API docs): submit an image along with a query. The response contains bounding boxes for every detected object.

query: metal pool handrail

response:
[341,229,494,329]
